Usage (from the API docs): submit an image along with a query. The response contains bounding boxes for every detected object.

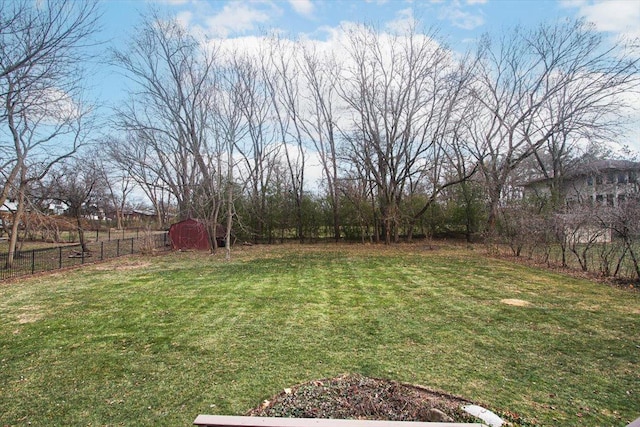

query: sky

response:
[94,0,640,150]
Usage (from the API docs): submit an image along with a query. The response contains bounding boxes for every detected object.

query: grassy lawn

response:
[0,243,638,426]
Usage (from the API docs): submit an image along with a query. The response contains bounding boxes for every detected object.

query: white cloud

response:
[205,3,274,37]
[288,0,314,18]
[561,0,640,39]
[175,10,193,29]
[385,8,417,33]
[28,87,83,123]
[559,1,640,152]
[438,0,485,30]
[466,0,487,4]
[616,89,640,153]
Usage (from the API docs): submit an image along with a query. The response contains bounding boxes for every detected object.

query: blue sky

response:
[98,0,640,45]
[94,0,640,149]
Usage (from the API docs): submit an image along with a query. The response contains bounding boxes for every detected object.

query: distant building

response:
[0,200,19,214]
[122,208,156,224]
[523,159,640,208]
[47,202,68,215]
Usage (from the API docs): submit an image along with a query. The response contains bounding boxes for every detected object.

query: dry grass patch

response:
[500,298,532,307]
[17,307,45,324]
[94,260,152,271]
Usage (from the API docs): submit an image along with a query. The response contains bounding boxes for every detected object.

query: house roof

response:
[576,159,640,175]
[122,208,156,216]
[522,159,640,187]
[0,201,18,212]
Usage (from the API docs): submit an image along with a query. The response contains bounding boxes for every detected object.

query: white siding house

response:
[523,160,640,208]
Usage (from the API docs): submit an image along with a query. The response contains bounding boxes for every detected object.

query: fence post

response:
[116,239,120,257]
[59,246,62,269]
[130,237,134,254]
[31,250,35,274]
[100,241,104,260]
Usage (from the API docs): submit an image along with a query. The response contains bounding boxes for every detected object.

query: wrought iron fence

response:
[0,232,169,280]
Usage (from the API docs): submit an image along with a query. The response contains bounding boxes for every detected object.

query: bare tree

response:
[599,197,640,280]
[297,45,343,241]
[106,134,171,229]
[264,37,308,242]
[211,53,249,258]
[113,11,230,251]
[566,207,606,272]
[468,19,640,237]
[46,157,103,254]
[93,148,135,230]
[0,1,98,81]
[337,23,476,244]
[232,53,280,243]
[0,0,99,266]
[0,0,99,209]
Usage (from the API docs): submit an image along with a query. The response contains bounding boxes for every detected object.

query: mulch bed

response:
[247,374,486,423]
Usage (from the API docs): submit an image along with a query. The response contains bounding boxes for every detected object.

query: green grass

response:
[0,244,638,426]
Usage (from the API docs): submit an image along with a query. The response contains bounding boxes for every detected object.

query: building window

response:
[618,173,627,184]
[607,194,614,207]
[608,172,616,184]
[596,175,603,185]
[618,194,626,204]
[596,194,604,204]
[587,176,593,186]
[630,171,637,183]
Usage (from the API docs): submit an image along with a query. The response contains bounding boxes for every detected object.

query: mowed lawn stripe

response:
[0,245,637,426]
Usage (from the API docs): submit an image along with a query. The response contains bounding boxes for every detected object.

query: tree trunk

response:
[225,141,233,261]
[76,213,88,253]
[5,191,25,269]
[332,199,340,242]
[116,209,123,230]
[623,236,640,280]
[406,220,415,243]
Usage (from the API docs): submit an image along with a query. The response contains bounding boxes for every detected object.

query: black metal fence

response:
[0,232,169,280]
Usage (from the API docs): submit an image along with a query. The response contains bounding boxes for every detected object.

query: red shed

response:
[168,218,226,251]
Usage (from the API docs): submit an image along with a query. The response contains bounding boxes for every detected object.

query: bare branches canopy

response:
[106,13,639,249]
[0,0,100,266]
[4,3,638,264]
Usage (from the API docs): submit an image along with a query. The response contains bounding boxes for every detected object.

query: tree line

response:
[1,2,640,269]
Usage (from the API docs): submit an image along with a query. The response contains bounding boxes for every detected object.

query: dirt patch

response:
[248,374,485,423]
[500,298,532,307]
[94,261,151,271]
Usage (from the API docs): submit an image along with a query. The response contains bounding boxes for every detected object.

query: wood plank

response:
[193,415,487,427]
[626,417,640,427]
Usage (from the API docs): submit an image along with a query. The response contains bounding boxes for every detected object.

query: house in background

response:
[523,159,640,208]
[47,201,68,215]
[0,201,19,237]
[0,200,19,216]
[122,208,156,224]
